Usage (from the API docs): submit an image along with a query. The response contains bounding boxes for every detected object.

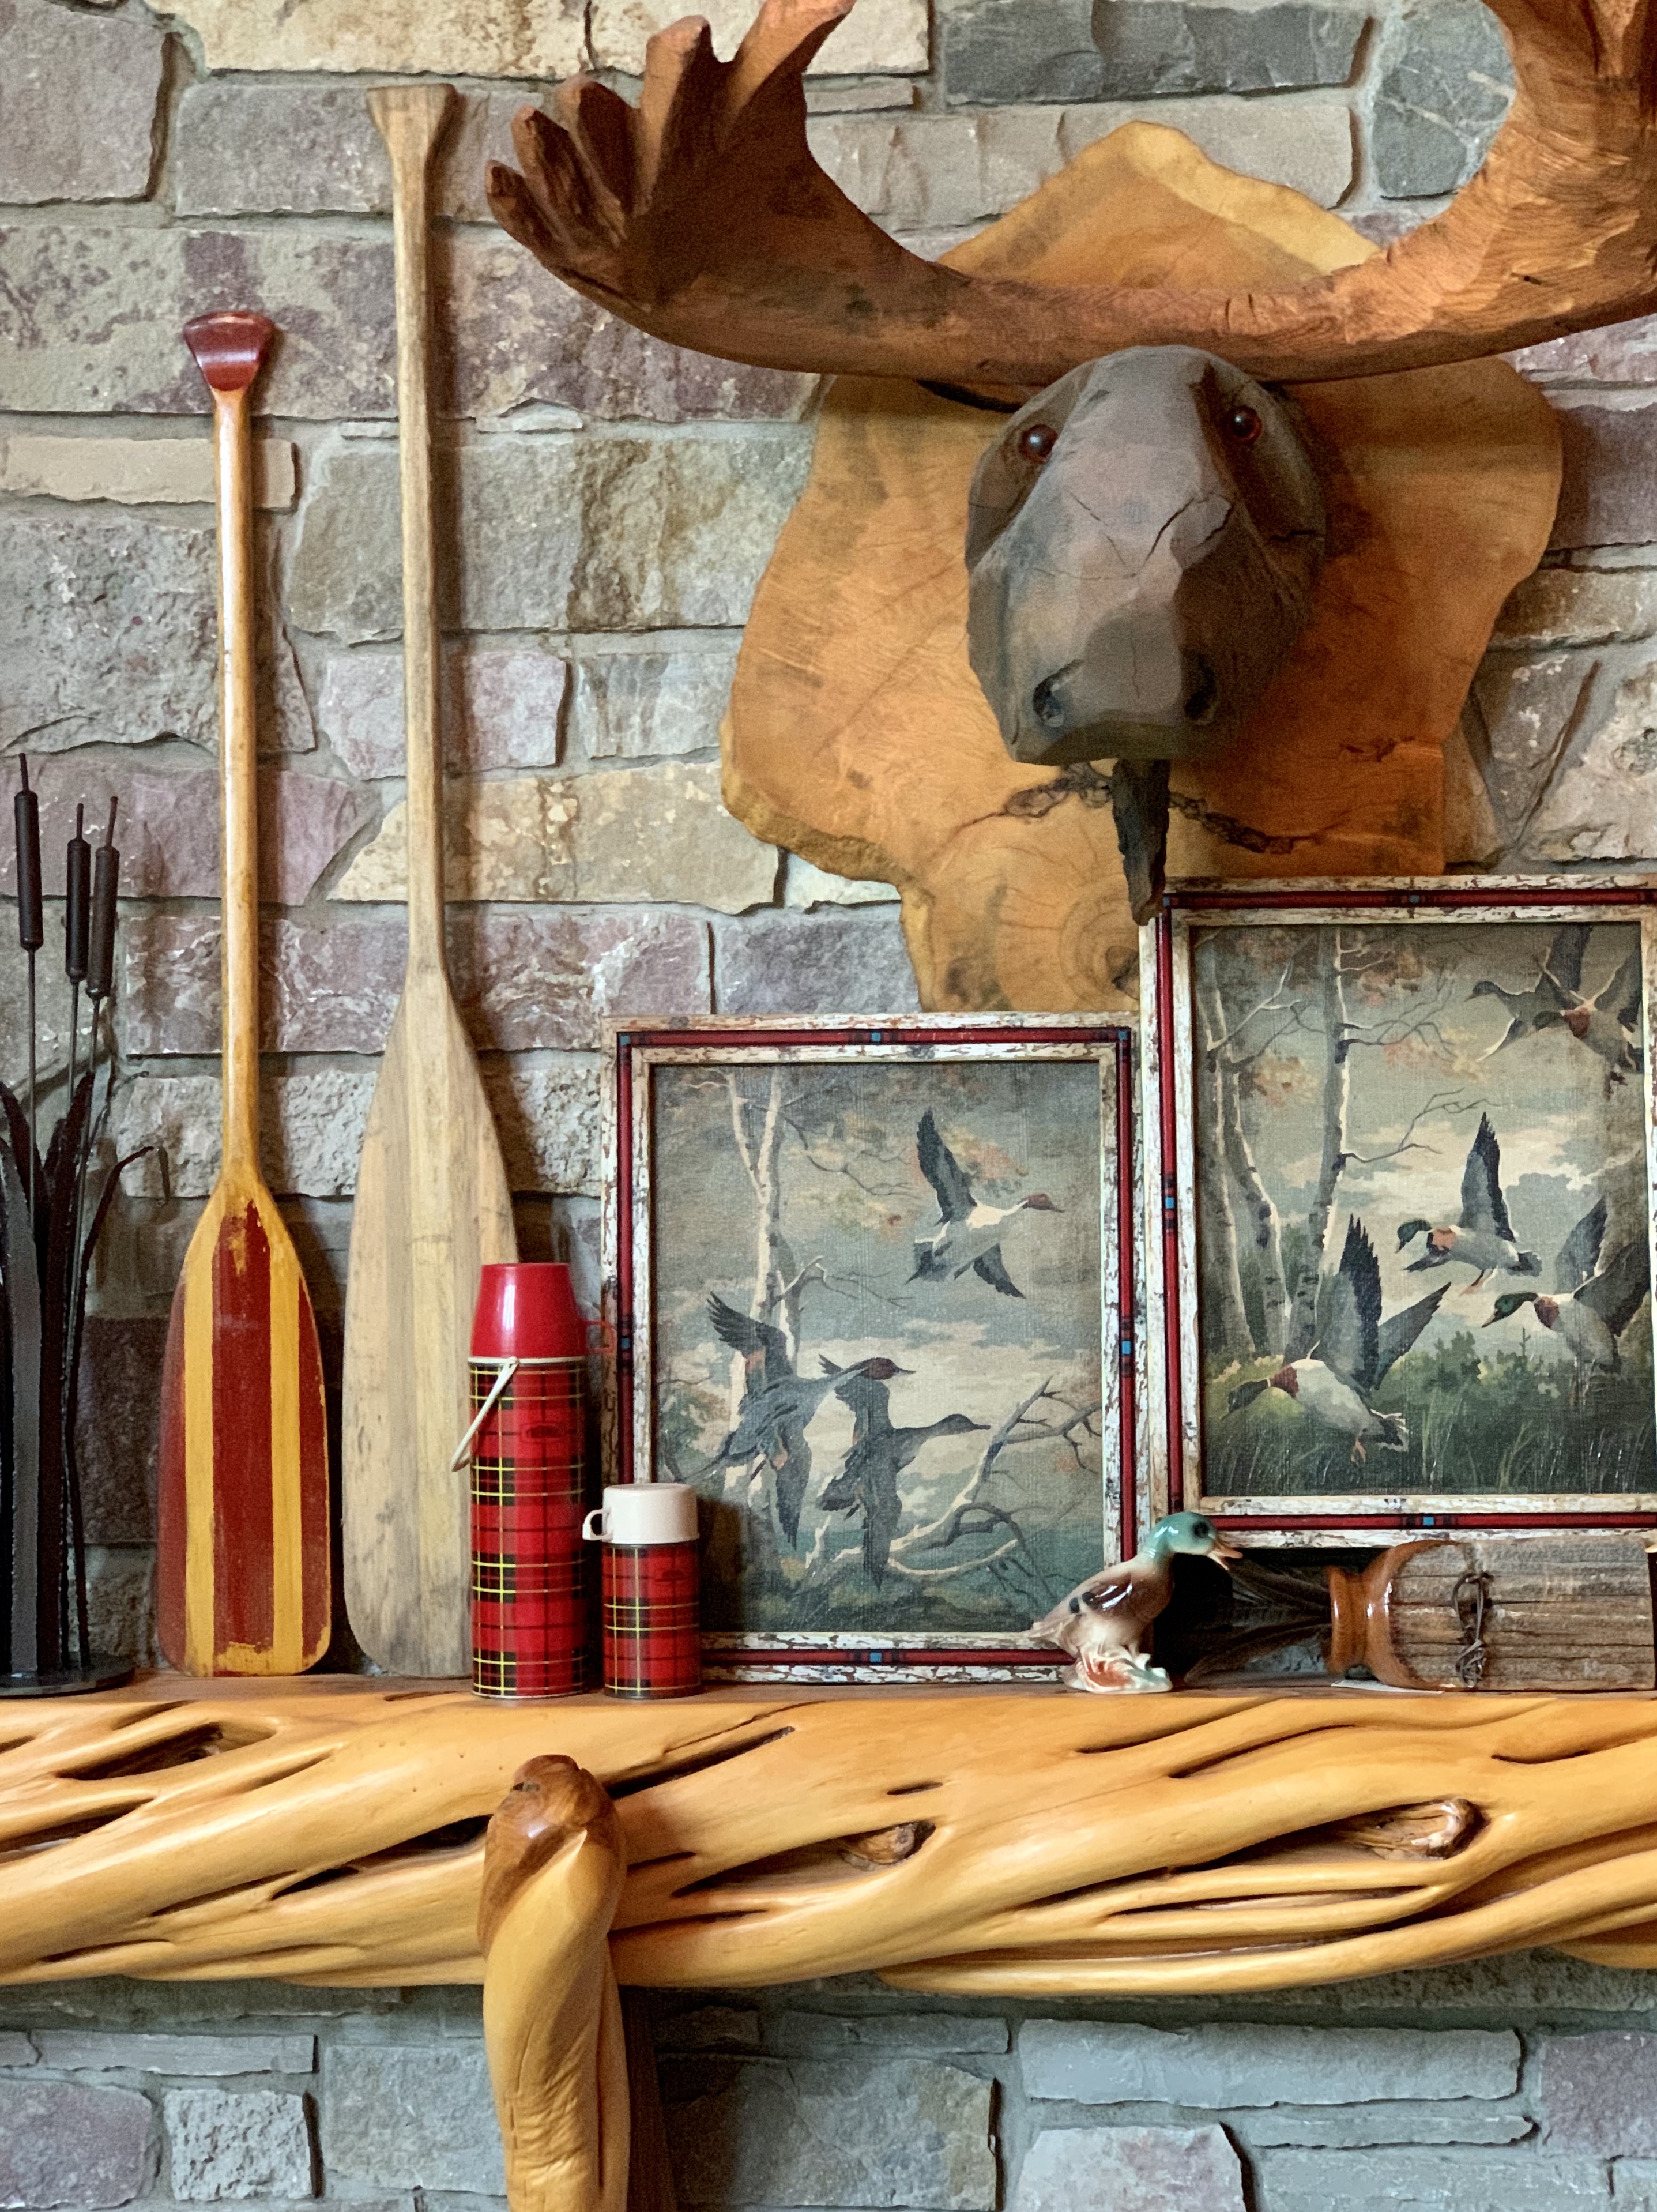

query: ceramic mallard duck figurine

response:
[1033,1513,1241,1694]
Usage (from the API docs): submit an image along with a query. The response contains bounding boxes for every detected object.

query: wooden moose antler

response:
[487,0,1657,388]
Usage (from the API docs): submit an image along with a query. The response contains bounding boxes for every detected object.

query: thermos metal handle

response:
[449,1358,521,1473]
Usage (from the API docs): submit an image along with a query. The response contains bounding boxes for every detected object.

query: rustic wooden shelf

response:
[3,1671,1657,1997]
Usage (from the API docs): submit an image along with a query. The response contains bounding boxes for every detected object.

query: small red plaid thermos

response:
[582,1484,701,1698]
[458,1263,589,1699]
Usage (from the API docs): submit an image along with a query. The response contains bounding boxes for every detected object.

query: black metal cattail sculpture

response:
[3,767,141,1693]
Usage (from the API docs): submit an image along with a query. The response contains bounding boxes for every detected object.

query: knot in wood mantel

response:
[6,1679,1657,1996]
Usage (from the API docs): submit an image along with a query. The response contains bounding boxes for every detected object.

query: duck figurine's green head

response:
[1140,1511,1242,1566]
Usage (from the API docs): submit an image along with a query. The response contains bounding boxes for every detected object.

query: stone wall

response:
[7,0,1655,1658]
[14,1961,1657,2212]
[9,0,1657,2199]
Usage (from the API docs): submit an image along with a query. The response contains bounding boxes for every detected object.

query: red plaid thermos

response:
[582,1485,701,1698]
[457,1263,589,1699]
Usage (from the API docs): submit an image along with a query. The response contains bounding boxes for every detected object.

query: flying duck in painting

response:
[1396,1113,1539,1290]
[1537,943,1644,1087]
[909,1107,1060,1299]
[698,1294,909,1547]
[1229,1217,1449,1462]
[816,1362,987,1585]
[1485,1196,1650,1376]
[1468,923,1590,1052]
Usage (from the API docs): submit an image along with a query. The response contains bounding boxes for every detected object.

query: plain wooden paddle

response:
[156,312,331,1678]
[343,85,517,1679]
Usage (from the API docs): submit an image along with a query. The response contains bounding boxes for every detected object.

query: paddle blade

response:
[156,1177,330,1676]
[342,987,515,1678]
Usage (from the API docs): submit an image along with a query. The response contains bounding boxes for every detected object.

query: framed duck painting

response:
[1142,879,1657,1540]
[604,1016,1133,1678]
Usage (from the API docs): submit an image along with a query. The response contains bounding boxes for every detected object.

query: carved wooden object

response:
[7,1681,1657,1998]
[487,0,1657,388]
[1327,1534,1657,1693]
[481,1756,629,2212]
[722,130,1559,1009]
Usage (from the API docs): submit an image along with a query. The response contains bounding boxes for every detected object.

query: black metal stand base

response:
[0,1654,134,1697]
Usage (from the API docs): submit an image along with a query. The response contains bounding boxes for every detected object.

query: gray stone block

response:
[1237,2101,1534,2148]
[1091,0,1363,100]
[34,2035,315,2078]
[0,223,809,426]
[657,2009,764,2052]
[287,432,812,644]
[1494,568,1657,649]
[1615,2163,1657,2207]
[571,635,741,761]
[662,2056,996,2209]
[76,1319,167,1544]
[0,2079,154,2208]
[317,649,567,781]
[0,2033,36,2067]
[811,95,1354,223]
[1011,2126,1245,2212]
[1512,313,1657,386]
[713,910,920,1016]
[164,2090,314,2202]
[0,0,165,203]
[1468,650,1596,848]
[942,0,1105,103]
[120,908,710,1059]
[1543,2033,1657,2154]
[1373,0,1513,199]
[320,2047,504,2195]
[84,1548,157,1670]
[1552,404,1657,550]
[767,2014,1008,2057]
[1019,2021,1520,2106]
[1255,2147,1611,2209]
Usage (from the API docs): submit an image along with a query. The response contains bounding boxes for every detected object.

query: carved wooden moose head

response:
[487,0,1657,915]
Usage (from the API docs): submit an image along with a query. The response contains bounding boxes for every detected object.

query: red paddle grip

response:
[183,311,276,394]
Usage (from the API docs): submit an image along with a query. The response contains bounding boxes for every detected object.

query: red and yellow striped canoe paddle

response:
[156,312,330,1676]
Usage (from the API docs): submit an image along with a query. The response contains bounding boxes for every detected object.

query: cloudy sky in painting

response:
[1198,920,1648,1371]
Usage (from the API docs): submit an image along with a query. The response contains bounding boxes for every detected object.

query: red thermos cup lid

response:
[471,1262,584,1359]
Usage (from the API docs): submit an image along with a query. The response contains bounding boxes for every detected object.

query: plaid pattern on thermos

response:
[601,1540,701,1698]
[469,1356,588,1697]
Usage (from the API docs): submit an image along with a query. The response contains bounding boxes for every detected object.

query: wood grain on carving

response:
[480,1757,628,2212]
[7,1681,1657,1993]
[723,127,1560,1012]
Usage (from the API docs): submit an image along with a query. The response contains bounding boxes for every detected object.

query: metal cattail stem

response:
[65,804,89,1112]
[13,758,42,1218]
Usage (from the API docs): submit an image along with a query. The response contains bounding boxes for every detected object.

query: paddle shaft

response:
[369,84,454,984]
[209,368,262,1173]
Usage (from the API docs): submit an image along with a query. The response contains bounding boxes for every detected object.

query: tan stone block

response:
[0,435,297,509]
[146,0,583,78]
[333,762,778,912]
[809,93,1354,223]
[591,0,928,74]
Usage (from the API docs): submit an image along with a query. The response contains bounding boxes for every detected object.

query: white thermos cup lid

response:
[582,1483,699,1545]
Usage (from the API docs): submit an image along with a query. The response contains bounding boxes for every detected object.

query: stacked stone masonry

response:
[4,0,1646,1664]
[9,0,1657,2190]
[12,1963,1657,2210]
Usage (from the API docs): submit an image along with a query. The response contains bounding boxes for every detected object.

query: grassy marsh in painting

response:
[1195,921,1654,1498]
[648,1058,1108,1634]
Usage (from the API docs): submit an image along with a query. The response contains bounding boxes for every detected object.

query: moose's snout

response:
[966,348,1325,776]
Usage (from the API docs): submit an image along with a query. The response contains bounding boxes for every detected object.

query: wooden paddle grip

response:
[183,313,276,394]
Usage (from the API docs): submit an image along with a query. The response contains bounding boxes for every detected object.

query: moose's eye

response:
[1226,404,1263,445]
[1017,422,1058,463]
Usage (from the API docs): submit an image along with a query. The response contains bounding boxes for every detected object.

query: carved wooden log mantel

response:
[9,1678,1657,1994]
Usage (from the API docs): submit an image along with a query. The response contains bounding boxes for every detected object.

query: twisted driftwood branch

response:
[3,1684,1657,1993]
